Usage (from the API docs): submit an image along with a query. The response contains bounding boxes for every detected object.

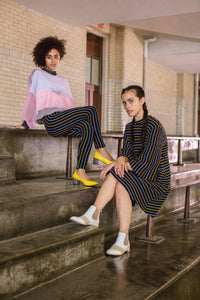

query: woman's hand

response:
[114,156,131,177]
[100,162,115,181]
[12,125,25,129]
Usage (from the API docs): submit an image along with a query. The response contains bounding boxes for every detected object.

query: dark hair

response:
[121,85,148,158]
[32,36,66,68]
[121,85,145,99]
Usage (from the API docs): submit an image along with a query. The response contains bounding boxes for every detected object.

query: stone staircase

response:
[0,155,15,185]
[0,174,105,298]
[1,130,200,299]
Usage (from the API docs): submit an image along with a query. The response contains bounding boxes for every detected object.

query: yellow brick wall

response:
[0,0,196,136]
[107,25,124,131]
[123,28,144,127]
[183,74,195,136]
[176,73,195,136]
[148,61,177,135]
[107,26,144,131]
[124,28,143,86]
[0,0,86,127]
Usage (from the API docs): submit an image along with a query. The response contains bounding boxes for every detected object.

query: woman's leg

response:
[106,182,132,256]
[69,106,113,161]
[74,120,94,169]
[70,174,118,225]
[43,107,113,172]
[44,106,105,148]
[94,173,118,210]
[115,183,132,233]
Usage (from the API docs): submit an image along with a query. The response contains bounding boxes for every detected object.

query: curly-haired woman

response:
[14,36,114,186]
[70,85,171,256]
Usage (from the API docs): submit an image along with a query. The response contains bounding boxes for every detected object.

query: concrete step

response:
[0,175,102,241]
[0,155,15,184]
[0,222,104,297]
[12,203,200,300]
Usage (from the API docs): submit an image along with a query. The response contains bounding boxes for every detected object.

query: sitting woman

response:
[70,85,171,256]
[14,36,114,186]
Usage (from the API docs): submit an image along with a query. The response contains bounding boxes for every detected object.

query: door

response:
[86,33,103,126]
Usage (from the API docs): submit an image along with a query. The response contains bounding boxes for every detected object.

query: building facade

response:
[0,0,197,136]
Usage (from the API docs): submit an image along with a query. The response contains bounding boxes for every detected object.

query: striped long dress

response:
[110,115,171,217]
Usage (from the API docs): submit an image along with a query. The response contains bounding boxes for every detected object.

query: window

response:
[86,56,101,86]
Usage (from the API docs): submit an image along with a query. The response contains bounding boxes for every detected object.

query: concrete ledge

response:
[0,128,119,179]
[0,128,68,179]
[0,155,15,184]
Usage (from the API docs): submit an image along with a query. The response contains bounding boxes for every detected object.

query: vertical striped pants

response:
[43,106,105,169]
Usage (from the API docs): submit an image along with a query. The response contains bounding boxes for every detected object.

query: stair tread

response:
[0,173,102,205]
[0,222,102,264]
[13,203,200,300]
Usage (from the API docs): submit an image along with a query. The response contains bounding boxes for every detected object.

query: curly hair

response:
[121,85,148,158]
[32,36,66,68]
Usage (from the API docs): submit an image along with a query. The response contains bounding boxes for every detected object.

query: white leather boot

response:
[70,205,100,227]
[106,232,130,256]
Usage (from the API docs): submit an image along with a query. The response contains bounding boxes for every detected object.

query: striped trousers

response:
[43,106,105,169]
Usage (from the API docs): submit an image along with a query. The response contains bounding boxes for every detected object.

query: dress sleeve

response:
[129,123,163,177]
[119,124,132,157]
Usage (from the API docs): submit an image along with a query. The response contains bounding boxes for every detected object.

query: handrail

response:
[102,134,200,165]
[167,136,200,140]
[167,136,200,165]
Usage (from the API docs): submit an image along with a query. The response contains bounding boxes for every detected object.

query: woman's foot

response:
[106,232,130,256]
[70,205,100,227]
[97,148,114,161]
[93,148,114,165]
[76,169,91,181]
[73,169,98,186]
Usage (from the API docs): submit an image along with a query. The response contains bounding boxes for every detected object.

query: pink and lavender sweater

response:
[22,69,75,129]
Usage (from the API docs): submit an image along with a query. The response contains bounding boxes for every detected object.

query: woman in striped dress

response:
[13,36,114,186]
[70,85,171,256]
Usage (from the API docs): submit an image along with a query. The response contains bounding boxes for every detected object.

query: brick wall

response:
[0,0,86,127]
[183,74,195,136]
[176,74,195,136]
[107,25,124,132]
[0,0,196,136]
[107,26,144,131]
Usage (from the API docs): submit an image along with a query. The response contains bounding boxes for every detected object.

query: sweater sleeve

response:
[22,81,37,129]
[129,122,163,178]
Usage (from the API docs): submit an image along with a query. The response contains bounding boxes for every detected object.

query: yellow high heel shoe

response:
[73,171,98,186]
[93,151,114,165]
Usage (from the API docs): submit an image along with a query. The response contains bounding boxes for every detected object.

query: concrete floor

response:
[13,202,200,300]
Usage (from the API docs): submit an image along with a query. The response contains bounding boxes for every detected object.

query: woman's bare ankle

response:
[97,148,113,161]
[76,169,90,180]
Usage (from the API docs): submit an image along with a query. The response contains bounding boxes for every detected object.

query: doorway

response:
[86,33,103,126]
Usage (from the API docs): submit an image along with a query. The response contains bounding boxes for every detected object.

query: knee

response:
[88,106,97,117]
[115,182,126,197]
[81,121,94,135]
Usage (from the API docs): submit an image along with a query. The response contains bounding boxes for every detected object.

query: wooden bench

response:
[137,163,200,244]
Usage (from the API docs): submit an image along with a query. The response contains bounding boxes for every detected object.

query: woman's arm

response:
[129,123,163,177]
